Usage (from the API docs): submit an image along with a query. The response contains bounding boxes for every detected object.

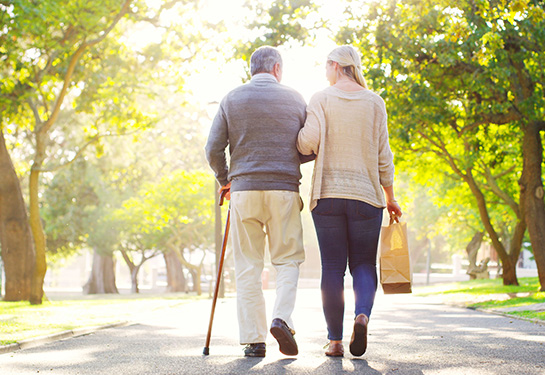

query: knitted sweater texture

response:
[205,74,307,192]
[297,86,395,210]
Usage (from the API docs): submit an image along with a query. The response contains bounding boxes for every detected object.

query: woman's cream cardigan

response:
[297,86,395,211]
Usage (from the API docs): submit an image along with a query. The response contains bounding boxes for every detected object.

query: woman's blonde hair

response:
[327,45,368,89]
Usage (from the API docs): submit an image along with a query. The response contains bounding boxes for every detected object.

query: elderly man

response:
[205,46,309,358]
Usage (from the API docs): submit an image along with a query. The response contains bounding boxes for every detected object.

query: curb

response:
[472,307,545,326]
[0,321,131,355]
[444,301,545,326]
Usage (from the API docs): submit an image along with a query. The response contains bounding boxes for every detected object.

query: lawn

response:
[0,293,206,346]
[413,277,545,321]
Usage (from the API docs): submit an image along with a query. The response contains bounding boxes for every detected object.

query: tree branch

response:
[26,99,43,125]
[460,107,522,134]
[493,164,516,180]
[120,249,135,270]
[480,163,520,218]
[142,249,161,264]
[464,167,509,260]
[417,127,466,179]
[36,51,58,86]
[39,0,132,136]
[128,0,181,26]
[37,128,142,172]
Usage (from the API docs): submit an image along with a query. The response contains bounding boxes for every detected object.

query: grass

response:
[413,277,545,321]
[0,293,207,346]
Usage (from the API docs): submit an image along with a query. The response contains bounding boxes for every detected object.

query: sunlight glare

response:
[202,0,247,24]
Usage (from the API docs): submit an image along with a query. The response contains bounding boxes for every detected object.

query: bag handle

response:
[389,215,400,226]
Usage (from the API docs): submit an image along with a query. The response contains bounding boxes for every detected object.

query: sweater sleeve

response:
[297,93,323,156]
[377,104,395,187]
[204,102,230,186]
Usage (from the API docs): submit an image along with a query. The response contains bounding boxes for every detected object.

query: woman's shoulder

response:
[312,87,332,98]
[363,89,386,109]
[308,88,330,107]
[308,86,386,108]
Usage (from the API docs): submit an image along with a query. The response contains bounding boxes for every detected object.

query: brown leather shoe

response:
[270,318,298,356]
[325,342,344,357]
[349,314,368,356]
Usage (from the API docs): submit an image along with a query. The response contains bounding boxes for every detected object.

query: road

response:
[1,288,544,374]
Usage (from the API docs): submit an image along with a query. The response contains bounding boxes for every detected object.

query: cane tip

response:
[203,347,210,355]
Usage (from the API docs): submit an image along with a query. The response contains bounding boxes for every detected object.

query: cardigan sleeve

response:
[297,93,323,156]
[377,103,395,187]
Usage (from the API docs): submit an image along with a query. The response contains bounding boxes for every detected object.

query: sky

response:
[125,0,348,106]
[185,0,346,105]
[124,0,350,145]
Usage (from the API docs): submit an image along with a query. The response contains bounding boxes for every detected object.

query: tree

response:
[82,250,119,295]
[40,159,120,294]
[113,170,215,295]
[0,1,36,301]
[234,0,319,77]
[164,250,187,292]
[41,159,98,261]
[0,129,35,301]
[81,182,124,295]
[395,171,484,270]
[336,0,544,287]
[1,0,208,303]
[0,0,134,303]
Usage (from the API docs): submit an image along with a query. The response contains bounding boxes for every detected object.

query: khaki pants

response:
[230,190,305,345]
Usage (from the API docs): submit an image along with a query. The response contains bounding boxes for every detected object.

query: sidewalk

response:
[1,288,544,374]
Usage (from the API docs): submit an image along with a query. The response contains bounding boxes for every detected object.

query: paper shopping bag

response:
[379,217,412,294]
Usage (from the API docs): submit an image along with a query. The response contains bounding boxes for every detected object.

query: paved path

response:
[1,289,544,374]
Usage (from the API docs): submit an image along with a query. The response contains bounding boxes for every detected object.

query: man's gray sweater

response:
[205,74,308,192]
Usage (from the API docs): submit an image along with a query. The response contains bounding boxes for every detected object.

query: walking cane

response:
[203,187,230,356]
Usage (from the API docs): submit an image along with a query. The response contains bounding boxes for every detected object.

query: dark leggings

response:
[312,198,383,341]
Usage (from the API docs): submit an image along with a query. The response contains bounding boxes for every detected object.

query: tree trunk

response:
[173,248,203,295]
[508,218,526,269]
[519,121,545,291]
[83,249,119,294]
[0,129,35,301]
[465,232,484,279]
[464,169,519,285]
[28,128,48,304]
[130,266,140,294]
[119,249,137,293]
[189,268,202,295]
[164,251,186,292]
[119,249,150,294]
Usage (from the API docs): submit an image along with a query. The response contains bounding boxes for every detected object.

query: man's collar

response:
[251,73,278,83]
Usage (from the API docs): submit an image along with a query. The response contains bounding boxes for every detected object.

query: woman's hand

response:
[387,200,402,219]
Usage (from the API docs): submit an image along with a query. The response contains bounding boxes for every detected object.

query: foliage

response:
[113,170,215,254]
[235,0,319,78]
[331,0,545,285]
[41,99,212,260]
[238,0,541,266]
[41,159,99,260]
[1,0,213,272]
[397,174,471,267]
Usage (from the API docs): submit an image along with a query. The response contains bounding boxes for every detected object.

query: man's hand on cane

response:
[219,182,231,206]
